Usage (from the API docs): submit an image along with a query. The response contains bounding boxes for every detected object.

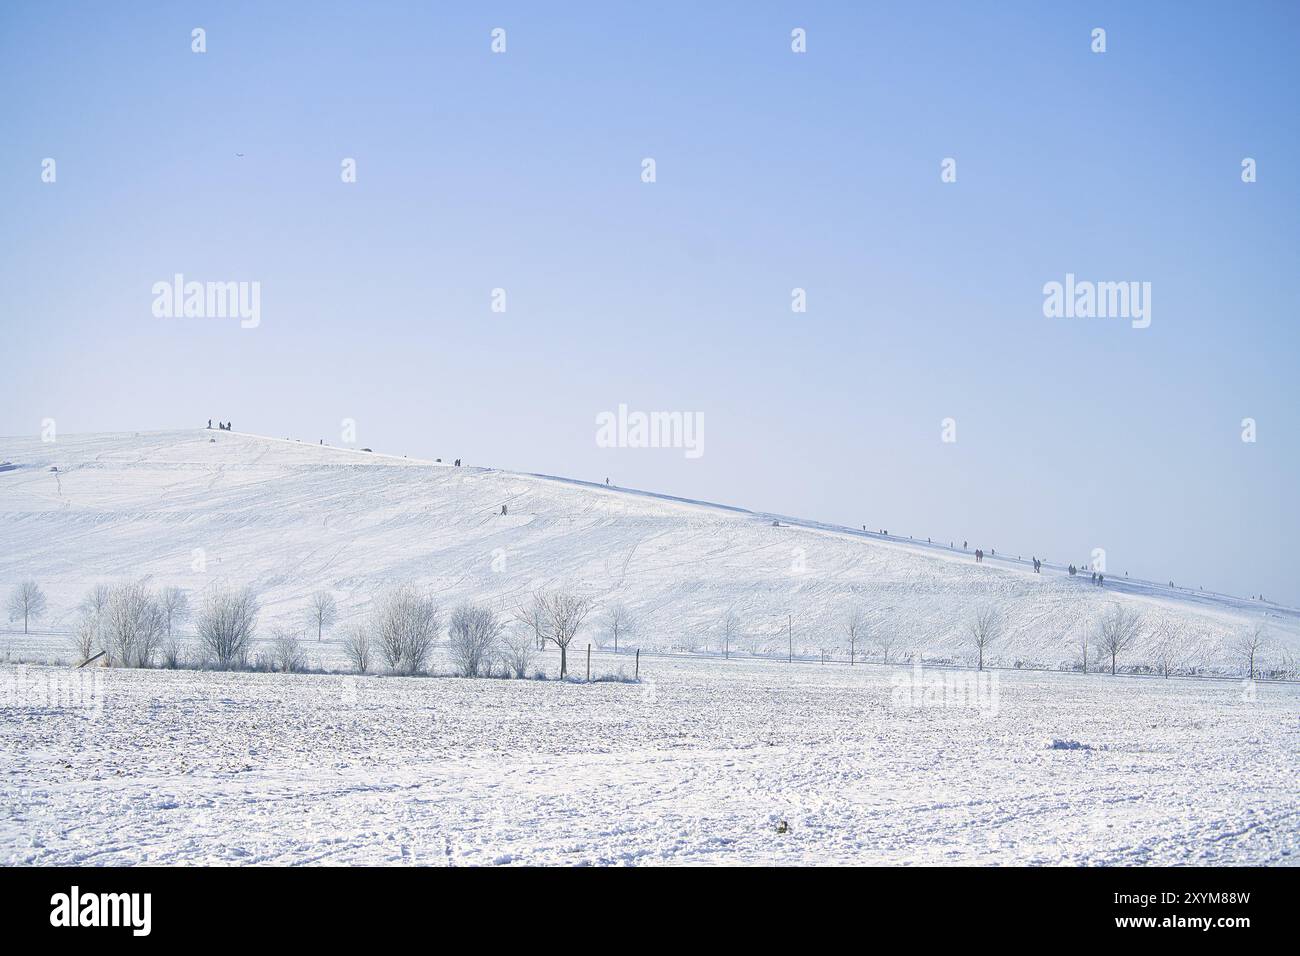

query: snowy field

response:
[2,650,1296,866]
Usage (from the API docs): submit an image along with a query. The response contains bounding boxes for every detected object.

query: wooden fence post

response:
[586,643,591,681]
[635,648,640,679]
[77,650,106,669]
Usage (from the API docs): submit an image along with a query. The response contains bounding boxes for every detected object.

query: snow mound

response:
[0,429,1296,672]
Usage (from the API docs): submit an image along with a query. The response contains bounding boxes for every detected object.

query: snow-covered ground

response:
[1,429,1297,866]
[2,651,1295,865]
[1,429,1296,672]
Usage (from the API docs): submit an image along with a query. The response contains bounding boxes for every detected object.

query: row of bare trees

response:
[65,580,255,670]
[5,576,1288,680]
[833,602,1277,678]
[985,604,1276,678]
[6,576,595,678]
[339,586,595,678]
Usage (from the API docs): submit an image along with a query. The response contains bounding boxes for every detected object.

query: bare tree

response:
[158,586,190,641]
[373,584,439,676]
[1096,604,1143,676]
[513,590,550,651]
[102,582,165,668]
[499,625,536,678]
[270,627,307,673]
[1237,624,1268,681]
[70,610,101,664]
[875,627,897,665]
[70,583,111,662]
[1150,617,1179,679]
[720,606,741,660]
[342,625,372,674]
[844,607,867,665]
[539,590,591,678]
[160,639,184,669]
[80,583,112,619]
[600,602,636,654]
[448,604,503,677]
[967,606,1002,671]
[308,590,338,642]
[196,586,260,670]
[7,580,47,635]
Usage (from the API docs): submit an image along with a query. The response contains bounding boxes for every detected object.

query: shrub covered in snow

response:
[196,586,259,670]
[270,627,308,673]
[342,625,372,674]
[102,581,166,668]
[372,583,439,676]
[448,604,502,677]
[499,625,535,678]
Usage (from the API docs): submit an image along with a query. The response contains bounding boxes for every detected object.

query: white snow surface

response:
[2,655,1296,865]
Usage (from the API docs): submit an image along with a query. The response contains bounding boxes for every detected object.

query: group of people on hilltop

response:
[208,419,232,431]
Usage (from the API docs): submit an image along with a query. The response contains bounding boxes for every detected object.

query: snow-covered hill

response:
[1,429,1295,673]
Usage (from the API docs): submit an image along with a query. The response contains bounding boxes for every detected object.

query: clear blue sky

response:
[2,1,1297,603]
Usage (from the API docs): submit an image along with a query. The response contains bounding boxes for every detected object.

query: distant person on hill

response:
[207,419,212,429]
[501,505,508,516]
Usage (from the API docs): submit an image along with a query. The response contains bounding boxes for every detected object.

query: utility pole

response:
[787,615,792,663]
